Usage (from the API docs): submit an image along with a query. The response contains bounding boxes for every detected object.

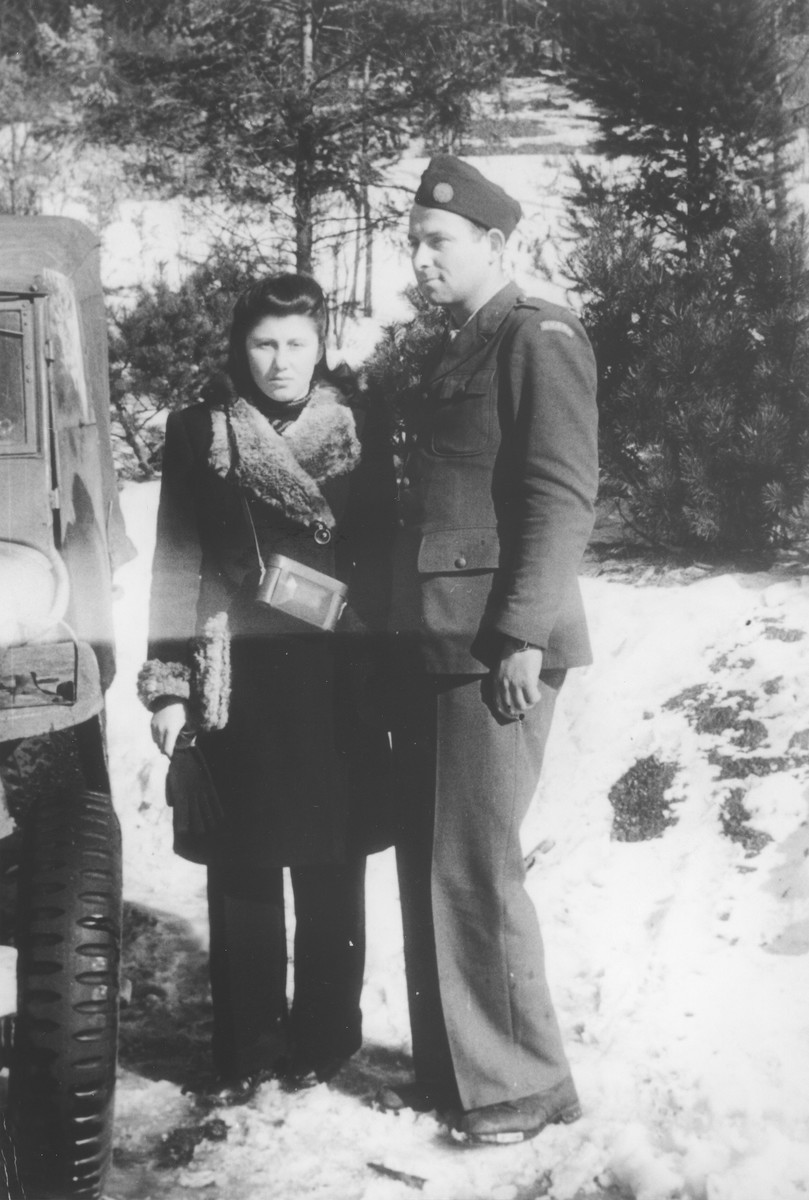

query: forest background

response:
[4,0,809,556]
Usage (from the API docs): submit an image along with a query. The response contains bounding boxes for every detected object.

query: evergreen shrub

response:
[568,200,809,551]
[361,288,447,450]
[108,242,275,475]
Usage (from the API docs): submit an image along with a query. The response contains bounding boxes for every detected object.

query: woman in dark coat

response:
[138,274,394,1099]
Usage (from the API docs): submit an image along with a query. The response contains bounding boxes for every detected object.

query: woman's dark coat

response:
[142,380,395,875]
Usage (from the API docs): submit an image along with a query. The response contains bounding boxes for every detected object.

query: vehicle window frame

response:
[0,295,38,456]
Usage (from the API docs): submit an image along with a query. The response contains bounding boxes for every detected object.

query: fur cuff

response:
[191,612,231,731]
[137,660,191,709]
[138,612,231,732]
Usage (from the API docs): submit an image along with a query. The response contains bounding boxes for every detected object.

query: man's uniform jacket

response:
[390,281,599,1111]
[391,281,598,672]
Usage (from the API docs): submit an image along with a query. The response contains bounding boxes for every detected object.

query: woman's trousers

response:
[206,855,366,1079]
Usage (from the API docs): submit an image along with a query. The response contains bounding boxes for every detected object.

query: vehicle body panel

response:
[0,216,132,745]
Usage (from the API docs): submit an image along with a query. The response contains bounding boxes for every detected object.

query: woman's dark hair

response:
[227,273,330,401]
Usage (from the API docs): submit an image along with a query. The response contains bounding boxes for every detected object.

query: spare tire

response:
[10,785,122,1200]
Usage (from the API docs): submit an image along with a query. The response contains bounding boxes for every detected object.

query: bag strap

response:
[223,405,266,582]
[240,490,266,583]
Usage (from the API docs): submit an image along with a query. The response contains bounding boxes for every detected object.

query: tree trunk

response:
[301,2,314,84]
[362,186,373,316]
[295,2,315,273]
[361,55,373,316]
[769,0,789,227]
[9,125,19,214]
[332,241,346,347]
[684,121,701,258]
[294,154,314,273]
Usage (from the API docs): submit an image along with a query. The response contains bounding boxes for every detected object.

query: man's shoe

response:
[457,1077,581,1145]
[377,1080,460,1115]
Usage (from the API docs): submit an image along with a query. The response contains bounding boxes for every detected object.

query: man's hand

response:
[492,642,544,721]
[151,700,191,758]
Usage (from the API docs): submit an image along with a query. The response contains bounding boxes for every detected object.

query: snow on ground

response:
[105,481,809,1200]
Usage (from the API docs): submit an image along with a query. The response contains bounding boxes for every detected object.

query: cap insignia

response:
[432,182,454,203]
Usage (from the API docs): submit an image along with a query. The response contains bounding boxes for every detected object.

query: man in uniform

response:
[387,155,599,1145]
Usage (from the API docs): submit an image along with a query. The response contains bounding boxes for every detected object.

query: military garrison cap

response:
[414,155,522,238]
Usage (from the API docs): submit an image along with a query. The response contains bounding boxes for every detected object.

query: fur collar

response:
[209,383,361,531]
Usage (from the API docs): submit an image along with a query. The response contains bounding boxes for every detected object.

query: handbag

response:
[165,728,225,864]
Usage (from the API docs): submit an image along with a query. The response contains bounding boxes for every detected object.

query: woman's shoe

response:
[376,1080,460,1115]
[203,1068,275,1107]
[279,1053,349,1092]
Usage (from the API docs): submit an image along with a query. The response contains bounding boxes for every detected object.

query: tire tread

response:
[10,786,122,1199]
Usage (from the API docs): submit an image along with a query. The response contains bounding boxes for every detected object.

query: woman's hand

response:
[151,700,191,759]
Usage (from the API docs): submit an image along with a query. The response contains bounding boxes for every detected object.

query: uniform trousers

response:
[392,669,572,1111]
[206,856,366,1079]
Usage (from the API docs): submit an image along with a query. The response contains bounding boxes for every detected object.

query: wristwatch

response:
[502,634,541,652]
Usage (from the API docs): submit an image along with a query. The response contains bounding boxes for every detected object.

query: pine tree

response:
[552,0,809,550]
[568,200,809,550]
[552,0,792,252]
[61,0,529,274]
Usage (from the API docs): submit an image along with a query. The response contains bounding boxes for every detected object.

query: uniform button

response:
[454,554,467,569]
[398,518,406,528]
[401,477,410,488]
